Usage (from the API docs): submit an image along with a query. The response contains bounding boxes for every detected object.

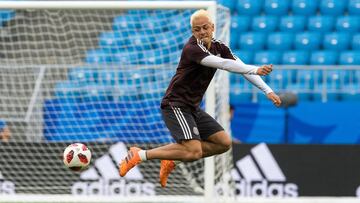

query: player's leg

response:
[200,130,232,158]
[195,108,232,158]
[119,105,201,178]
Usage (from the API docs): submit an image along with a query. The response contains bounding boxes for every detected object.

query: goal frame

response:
[0,1,226,203]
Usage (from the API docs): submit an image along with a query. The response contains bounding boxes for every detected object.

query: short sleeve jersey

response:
[161,36,235,109]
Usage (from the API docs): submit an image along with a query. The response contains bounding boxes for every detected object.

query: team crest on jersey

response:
[193,127,199,135]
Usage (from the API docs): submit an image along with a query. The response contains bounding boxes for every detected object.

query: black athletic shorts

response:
[161,105,224,143]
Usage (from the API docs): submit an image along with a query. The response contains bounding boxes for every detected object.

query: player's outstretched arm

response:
[200,55,273,75]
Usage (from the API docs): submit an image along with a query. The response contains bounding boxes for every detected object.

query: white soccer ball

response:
[63,143,91,171]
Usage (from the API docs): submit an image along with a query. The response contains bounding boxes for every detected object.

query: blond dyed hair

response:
[190,9,213,27]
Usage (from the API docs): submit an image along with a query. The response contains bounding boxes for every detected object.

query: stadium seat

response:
[291,0,318,16]
[282,51,310,65]
[285,83,313,101]
[236,0,263,15]
[232,15,251,32]
[111,51,140,65]
[230,15,251,49]
[348,0,360,15]
[294,32,322,50]
[267,69,291,89]
[323,32,351,51]
[310,51,338,65]
[98,69,116,86]
[232,50,254,64]
[112,15,140,32]
[352,34,360,50]
[307,15,335,32]
[254,51,281,64]
[140,16,164,33]
[279,15,306,32]
[218,0,237,13]
[319,0,347,16]
[335,16,360,32]
[80,83,113,102]
[296,69,321,89]
[341,83,360,101]
[84,49,111,64]
[263,0,290,15]
[266,32,294,50]
[339,51,360,65]
[98,31,123,53]
[238,32,266,51]
[54,81,81,99]
[0,10,15,26]
[324,70,344,89]
[251,15,278,32]
[230,88,253,104]
[68,67,97,86]
[313,83,341,101]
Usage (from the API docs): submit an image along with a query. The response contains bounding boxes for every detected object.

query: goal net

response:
[0,1,233,202]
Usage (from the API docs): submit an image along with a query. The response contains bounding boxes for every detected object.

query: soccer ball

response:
[63,143,91,171]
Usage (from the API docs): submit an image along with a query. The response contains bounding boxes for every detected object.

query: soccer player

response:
[119,9,282,187]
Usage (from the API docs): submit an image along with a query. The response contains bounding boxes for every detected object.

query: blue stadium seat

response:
[80,83,113,102]
[230,15,251,49]
[282,51,310,65]
[98,32,124,53]
[323,32,351,51]
[218,0,237,13]
[112,15,141,32]
[238,32,266,50]
[232,50,254,64]
[111,51,139,65]
[341,83,360,101]
[267,69,292,89]
[263,0,291,15]
[54,81,81,99]
[279,15,306,32]
[285,83,313,101]
[85,49,111,64]
[254,51,281,64]
[339,51,360,65]
[313,82,341,101]
[251,15,278,32]
[232,15,251,32]
[0,10,15,27]
[319,0,347,16]
[307,15,335,32]
[335,16,360,32]
[236,0,263,15]
[267,32,294,50]
[310,51,338,65]
[324,70,343,89]
[68,67,97,86]
[230,32,239,49]
[352,34,360,50]
[140,16,164,33]
[291,0,318,15]
[296,69,321,89]
[294,32,322,50]
[348,0,360,15]
[98,69,117,87]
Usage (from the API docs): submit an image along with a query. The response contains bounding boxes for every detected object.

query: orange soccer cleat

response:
[159,160,176,188]
[119,147,142,177]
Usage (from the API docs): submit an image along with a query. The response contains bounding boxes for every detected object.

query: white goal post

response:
[0,1,233,203]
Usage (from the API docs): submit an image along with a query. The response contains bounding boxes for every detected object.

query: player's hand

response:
[256,64,273,76]
[266,92,282,107]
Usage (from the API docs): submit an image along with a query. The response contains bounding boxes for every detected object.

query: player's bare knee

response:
[221,137,232,153]
[184,148,202,162]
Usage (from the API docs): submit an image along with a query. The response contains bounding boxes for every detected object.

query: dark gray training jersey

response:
[161,35,235,110]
